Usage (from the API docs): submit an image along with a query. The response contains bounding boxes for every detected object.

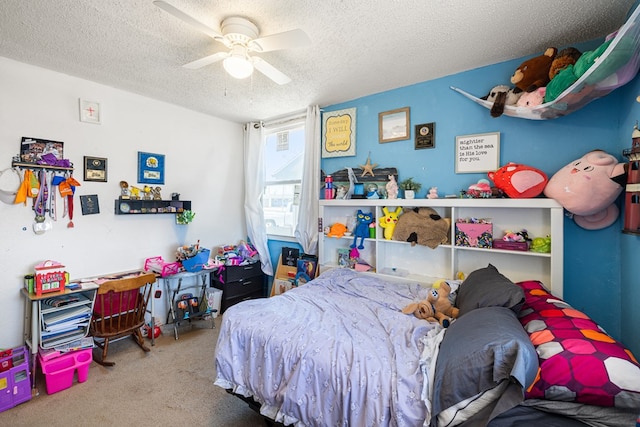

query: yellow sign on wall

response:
[322,107,356,158]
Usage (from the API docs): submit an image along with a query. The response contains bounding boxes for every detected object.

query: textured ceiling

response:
[0,0,636,123]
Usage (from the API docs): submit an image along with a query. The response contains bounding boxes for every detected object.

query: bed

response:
[214,265,640,426]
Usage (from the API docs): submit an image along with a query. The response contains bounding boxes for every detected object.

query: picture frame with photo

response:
[379,107,410,143]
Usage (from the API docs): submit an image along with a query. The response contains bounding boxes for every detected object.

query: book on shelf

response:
[41,328,86,347]
[337,248,351,268]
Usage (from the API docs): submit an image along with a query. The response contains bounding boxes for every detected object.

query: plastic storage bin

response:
[38,348,92,395]
[181,249,210,272]
[0,346,31,413]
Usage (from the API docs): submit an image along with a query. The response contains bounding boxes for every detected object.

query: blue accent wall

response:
[321,42,640,355]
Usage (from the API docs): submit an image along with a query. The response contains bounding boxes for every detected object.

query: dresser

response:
[211,263,265,313]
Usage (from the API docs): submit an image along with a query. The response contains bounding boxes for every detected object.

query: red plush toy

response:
[488,163,548,198]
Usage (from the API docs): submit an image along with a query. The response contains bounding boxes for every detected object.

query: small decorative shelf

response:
[114,199,191,215]
[451,4,640,120]
[12,161,74,173]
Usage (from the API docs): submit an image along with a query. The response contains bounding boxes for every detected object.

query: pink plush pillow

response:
[516,280,640,408]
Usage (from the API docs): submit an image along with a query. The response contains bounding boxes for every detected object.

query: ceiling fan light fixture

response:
[223,54,254,79]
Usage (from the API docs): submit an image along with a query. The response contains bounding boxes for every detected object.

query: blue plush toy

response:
[350,210,373,249]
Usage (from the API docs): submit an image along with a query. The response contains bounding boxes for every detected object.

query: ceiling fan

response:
[154,0,311,85]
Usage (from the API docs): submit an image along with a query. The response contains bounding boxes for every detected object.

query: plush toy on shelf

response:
[350,210,373,249]
[379,206,402,240]
[488,162,548,198]
[543,150,627,230]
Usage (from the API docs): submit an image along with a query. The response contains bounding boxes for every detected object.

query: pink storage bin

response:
[38,348,92,395]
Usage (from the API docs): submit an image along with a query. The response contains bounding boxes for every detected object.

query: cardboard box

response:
[455,222,493,248]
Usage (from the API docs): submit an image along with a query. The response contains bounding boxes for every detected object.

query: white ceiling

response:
[0,0,636,123]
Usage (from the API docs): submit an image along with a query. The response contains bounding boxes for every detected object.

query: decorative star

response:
[360,155,378,177]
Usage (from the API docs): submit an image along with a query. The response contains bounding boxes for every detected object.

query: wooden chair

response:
[89,272,156,366]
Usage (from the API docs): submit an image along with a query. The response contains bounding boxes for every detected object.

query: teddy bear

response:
[392,207,450,248]
[401,280,458,327]
[549,47,582,80]
[543,150,627,230]
[481,84,523,117]
[510,47,558,92]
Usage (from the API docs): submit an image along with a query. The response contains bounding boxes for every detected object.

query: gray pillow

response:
[455,264,524,316]
[431,306,539,427]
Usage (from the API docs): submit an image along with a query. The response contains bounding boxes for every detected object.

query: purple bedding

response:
[214,268,438,426]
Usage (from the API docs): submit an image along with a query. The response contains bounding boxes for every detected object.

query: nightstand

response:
[211,263,264,313]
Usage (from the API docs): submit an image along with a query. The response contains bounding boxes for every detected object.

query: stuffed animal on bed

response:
[350,209,373,249]
[543,150,627,230]
[392,207,450,248]
[429,280,460,320]
[402,282,458,328]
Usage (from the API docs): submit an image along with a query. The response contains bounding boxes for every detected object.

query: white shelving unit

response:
[319,198,564,298]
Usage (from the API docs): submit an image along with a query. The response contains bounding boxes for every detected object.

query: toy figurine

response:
[386,175,398,199]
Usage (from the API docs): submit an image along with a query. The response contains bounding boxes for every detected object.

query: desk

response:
[21,283,99,395]
[21,269,153,394]
[161,270,214,340]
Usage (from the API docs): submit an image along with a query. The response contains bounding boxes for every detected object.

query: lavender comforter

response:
[214,268,439,427]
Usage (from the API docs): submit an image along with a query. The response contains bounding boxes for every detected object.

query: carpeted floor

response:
[0,317,266,427]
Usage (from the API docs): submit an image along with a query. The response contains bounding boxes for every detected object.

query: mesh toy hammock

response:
[451,4,640,120]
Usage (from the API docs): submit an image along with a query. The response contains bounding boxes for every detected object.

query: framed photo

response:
[83,156,107,182]
[79,99,101,124]
[137,152,165,185]
[80,194,100,215]
[322,107,356,158]
[379,107,410,143]
[415,122,435,149]
[455,132,500,173]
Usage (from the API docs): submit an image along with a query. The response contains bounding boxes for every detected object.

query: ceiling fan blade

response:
[183,51,229,69]
[252,57,291,85]
[249,29,311,52]
[154,0,223,40]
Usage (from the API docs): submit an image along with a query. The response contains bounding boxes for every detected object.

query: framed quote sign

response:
[455,132,500,173]
[322,108,356,158]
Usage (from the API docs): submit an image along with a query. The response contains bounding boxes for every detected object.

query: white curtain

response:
[243,122,274,276]
[294,105,321,255]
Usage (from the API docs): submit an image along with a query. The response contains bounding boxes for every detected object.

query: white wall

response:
[0,57,246,348]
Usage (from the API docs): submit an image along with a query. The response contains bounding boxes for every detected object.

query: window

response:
[262,119,305,237]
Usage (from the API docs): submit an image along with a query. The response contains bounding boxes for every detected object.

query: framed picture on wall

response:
[455,132,500,173]
[83,156,107,182]
[137,152,165,184]
[379,107,410,143]
[415,122,435,149]
[322,107,357,158]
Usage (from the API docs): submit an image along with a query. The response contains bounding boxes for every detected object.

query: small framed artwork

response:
[83,156,107,182]
[455,132,500,173]
[137,151,165,185]
[80,194,100,215]
[415,122,435,149]
[79,99,101,124]
[379,107,410,143]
